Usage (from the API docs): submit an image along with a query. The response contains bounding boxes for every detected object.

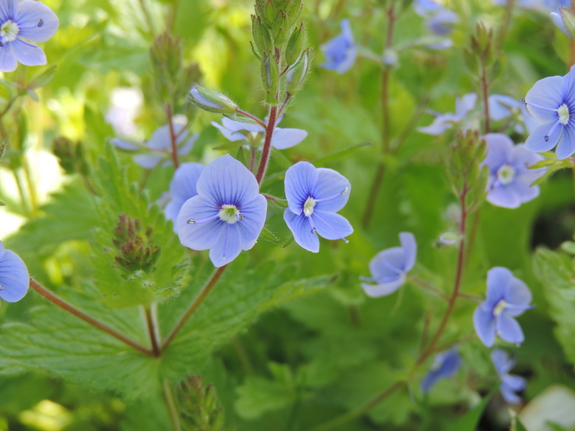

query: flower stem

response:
[30,279,154,356]
[165,103,180,169]
[162,265,227,351]
[480,65,490,134]
[144,304,161,357]
[163,380,182,431]
[410,277,449,301]
[236,109,267,128]
[255,105,278,185]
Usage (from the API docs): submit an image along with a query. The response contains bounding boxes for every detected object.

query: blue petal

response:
[455,93,478,118]
[426,8,458,36]
[177,133,197,156]
[551,11,571,37]
[491,348,511,377]
[147,124,172,151]
[488,95,522,121]
[473,304,496,347]
[487,185,522,209]
[486,267,512,305]
[177,195,224,250]
[133,154,163,169]
[222,117,263,134]
[504,277,532,309]
[556,124,575,159]
[111,138,139,151]
[165,162,204,225]
[361,273,406,297]
[497,313,524,344]
[420,349,461,393]
[399,232,417,272]
[414,0,442,16]
[0,241,5,258]
[285,162,318,216]
[0,249,29,302]
[525,76,563,123]
[284,210,319,253]
[312,210,353,241]
[209,224,242,267]
[196,154,260,206]
[503,374,526,392]
[482,133,514,172]
[313,168,351,213]
[418,114,458,135]
[271,128,308,149]
[0,42,17,72]
[12,38,45,66]
[235,194,267,250]
[500,382,522,404]
[525,122,562,153]
[212,121,249,142]
[0,0,17,22]
[368,247,405,280]
[16,0,59,43]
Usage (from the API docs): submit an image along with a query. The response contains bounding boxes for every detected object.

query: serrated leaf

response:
[259,226,280,244]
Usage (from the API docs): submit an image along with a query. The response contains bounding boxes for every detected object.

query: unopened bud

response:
[286,49,310,94]
[188,84,237,114]
[252,14,273,55]
[285,22,306,65]
[113,215,161,273]
[53,136,89,176]
[178,376,225,431]
[551,8,575,39]
[261,52,280,104]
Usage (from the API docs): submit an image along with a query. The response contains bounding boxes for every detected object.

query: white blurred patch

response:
[520,385,575,431]
[105,87,143,138]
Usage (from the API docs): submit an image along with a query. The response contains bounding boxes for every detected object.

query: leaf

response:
[27,66,58,90]
[447,394,491,431]
[259,226,281,244]
[312,142,373,166]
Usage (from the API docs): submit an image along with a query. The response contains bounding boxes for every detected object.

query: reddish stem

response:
[255,106,278,185]
[144,306,161,357]
[165,103,180,169]
[481,66,490,134]
[236,109,267,128]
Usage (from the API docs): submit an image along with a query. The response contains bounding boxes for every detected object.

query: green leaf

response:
[448,394,491,431]
[312,142,373,166]
[27,66,58,90]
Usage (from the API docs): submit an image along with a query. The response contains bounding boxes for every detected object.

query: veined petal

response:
[312,211,353,240]
[16,0,59,43]
[473,304,496,347]
[525,76,564,122]
[176,195,223,250]
[504,277,532,308]
[361,273,406,297]
[313,168,351,213]
[0,41,17,72]
[285,162,318,215]
[525,122,562,153]
[399,232,417,272]
[0,0,17,22]
[212,121,249,142]
[12,38,45,66]
[556,124,575,159]
[489,95,522,121]
[284,210,319,253]
[271,128,308,149]
[369,247,405,280]
[209,225,242,267]
[170,162,203,203]
[497,313,524,344]
[133,154,163,169]
[487,185,522,209]
[482,133,514,171]
[486,267,513,304]
[0,249,29,302]
[235,194,267,250]
[196,154,260,206]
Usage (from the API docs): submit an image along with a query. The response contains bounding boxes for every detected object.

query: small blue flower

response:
[165,162,204,230]
[112,116,197,169]
[0,241,29,303]
[474,267,533,348]
[524,66,575,159]
[283,162,353,253]
[0,0,59,72]
[418,93,478,135]
[492,0,568,11]
[361,232,417,297]
[420,348,462,393]
[176,154,267,267]
[320,19,358,74]
[491,349,526,404]
[482,133,545,209]
[414,0,459,36]
[212,116,308,150]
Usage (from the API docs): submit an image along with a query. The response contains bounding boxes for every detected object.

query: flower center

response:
[496,164,516,185]
[494,299,508,316]
[218,204,242,224]
[303,196,316,217]
[1,20,19,42]
[558,103,570,125]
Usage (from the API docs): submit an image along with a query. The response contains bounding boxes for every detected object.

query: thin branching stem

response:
[236,109,267,128]
[165,103,180,169]
[255,105,278,185]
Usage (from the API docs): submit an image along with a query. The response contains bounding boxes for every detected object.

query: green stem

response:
[163,380,182,431]
[12,169,31,217]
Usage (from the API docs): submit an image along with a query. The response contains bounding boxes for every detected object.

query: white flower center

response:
[303,196,316,217]
[558,103,570,125]
[1,20,19,42]
[494,299,507,316]
[218,204,241,224]
[497,164,516,185]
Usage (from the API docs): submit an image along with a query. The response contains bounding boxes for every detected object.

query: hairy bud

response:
[113,215,161,273]
[188,84,238,114]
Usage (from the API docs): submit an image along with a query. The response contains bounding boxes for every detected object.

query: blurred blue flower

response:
[491,349,526,404]
[165,162,204,230]
[524,65,575,159]
[474,267,533,347]
[0,241,29,303]
[284,162,352,253]
[361,232,417,297]
[492,0,568,11]
[420,348,462,393]
[320,19,358,74]
[212,116,308,150]
[112,116,197,169]
[482,133,545,209]
[551,7,575,38]
[0,0,59,72]
[414,0,459,36]
[176,155,267,267]
[419,93,478,135]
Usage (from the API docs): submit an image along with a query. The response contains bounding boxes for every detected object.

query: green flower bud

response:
[178,376,225,431]
[113,215,161,273]
[552,8,575,39]
[188,84,237,114]
[261,51,280,104]
[285,22,306,65]
[251,14,273,55]
[286,49,310,94]
[272,10,290,45]
[150,33,183,100]
[286,0,303,28]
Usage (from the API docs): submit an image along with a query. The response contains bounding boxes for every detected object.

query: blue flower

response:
[283,162,353,253]
[176,155,267,267]
[361,232,417,297]
[112,116,197,169]
[482,133,545,209]
[0,241,29,303]
[492,0,568,11]
[0,0,59,72]
[212,116,308,150]
[524,66,575,159]
[320,19,358,74]
[414,0,459,36]
[165,162,204,230]
[420,348,462,393]
[418,93,478,135]
[491,349,526,404]
[473,267,533,348]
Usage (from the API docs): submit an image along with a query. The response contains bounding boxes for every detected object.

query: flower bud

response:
[252,14,273,55]
[551,8,575,39]
[53,136,90,176]
[113,215,161,273]
[261,52,280,104]
[177,376,225,431]
[286,49,310,94]
[272,10,290,45]
[188,84,237,114]
[285,22,306,65]
[286,0,303,28]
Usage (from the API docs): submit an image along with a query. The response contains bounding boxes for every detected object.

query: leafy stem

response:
[30,279,155,356]
[165,103,180,169]
[480,64,490,134]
